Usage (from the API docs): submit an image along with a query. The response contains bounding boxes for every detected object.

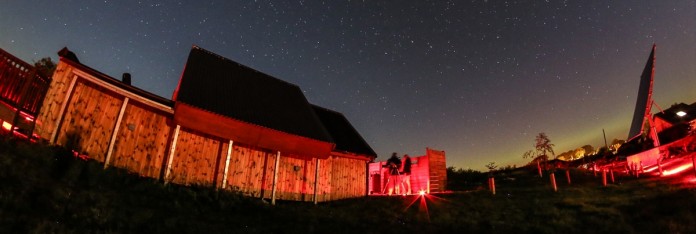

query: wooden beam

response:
[50,75,79,144]
[331,151,373,161]
[271,151,280,205]
[104,97,129,169]
[164,125,181,184]
[365,161,369,197]
[313,157,320,204]
[221,140,233,189]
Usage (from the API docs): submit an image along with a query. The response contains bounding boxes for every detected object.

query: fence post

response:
[565,169,571,185]
[602,169,607,187]
[657,157,663,176]
[610,169,615,183]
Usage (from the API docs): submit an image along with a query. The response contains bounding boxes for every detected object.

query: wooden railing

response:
[0,48,51,137]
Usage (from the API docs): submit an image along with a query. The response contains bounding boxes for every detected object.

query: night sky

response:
[1,1,695,170]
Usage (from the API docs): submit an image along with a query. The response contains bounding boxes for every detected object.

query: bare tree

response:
[485,162,498,171]
[535,132,555,170]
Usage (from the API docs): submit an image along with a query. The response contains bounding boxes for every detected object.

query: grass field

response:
[1,136,696,233]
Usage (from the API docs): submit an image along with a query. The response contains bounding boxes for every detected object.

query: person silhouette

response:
[400,154,412,195]
[386,153,402,195]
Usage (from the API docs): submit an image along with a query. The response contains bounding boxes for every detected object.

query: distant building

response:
[653,102,696,133]
[652,102,696,144]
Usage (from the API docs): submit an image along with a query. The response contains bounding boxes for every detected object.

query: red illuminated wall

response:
[368,148,446,195]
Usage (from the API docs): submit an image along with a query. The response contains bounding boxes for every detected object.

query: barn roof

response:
[312,105,377,159]
[174,46,333,144]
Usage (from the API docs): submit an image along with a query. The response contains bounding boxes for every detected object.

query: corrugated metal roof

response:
[175,46,333,143]
[312,105,377,158]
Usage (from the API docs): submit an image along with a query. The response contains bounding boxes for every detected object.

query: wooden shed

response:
[368,148,447,195]
[33,46,377,203]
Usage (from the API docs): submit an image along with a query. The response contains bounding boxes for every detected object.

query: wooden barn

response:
[32,46,377,203]
[367,148,447,195]
[0,48,51,138]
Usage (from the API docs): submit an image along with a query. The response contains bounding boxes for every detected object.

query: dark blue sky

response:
[1,1,695,170]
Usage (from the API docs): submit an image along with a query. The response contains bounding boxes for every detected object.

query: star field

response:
[1,1,695,170]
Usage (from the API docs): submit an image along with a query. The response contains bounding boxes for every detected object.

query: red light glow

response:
[418,190,426,196]
[684,177,696,183]
[662,163,693,176]
[643,165,659,173]
[19,111,35,122]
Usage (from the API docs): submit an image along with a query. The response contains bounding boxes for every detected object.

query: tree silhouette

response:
[522,150,535,160]
[485,162,498,172]
[33,57,56,78]
[535,132,555,170]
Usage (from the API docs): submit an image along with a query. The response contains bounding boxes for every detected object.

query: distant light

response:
[2,121,12,131]
[677,111,687,117]
[418,190,426,196]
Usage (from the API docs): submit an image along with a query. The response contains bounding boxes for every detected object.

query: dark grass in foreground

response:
[1,137,696,233]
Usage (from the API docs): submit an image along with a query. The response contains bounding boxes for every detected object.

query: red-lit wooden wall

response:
[33,56,371,202]
[0,48,51,137]
[368,148,447,194]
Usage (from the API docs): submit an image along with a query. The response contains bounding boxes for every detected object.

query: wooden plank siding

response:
[427,148,447,192]
[220,144,366,202]
[109,102,172,178]
[315,156,334,202]
[168,128,227,187]
[312,155,368,202]
[328,156,367,201]
[271,155,317,202]
[54,80,123,162]
[223,143,272,197]
[33,62,75,140]
[34,57,374,203]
